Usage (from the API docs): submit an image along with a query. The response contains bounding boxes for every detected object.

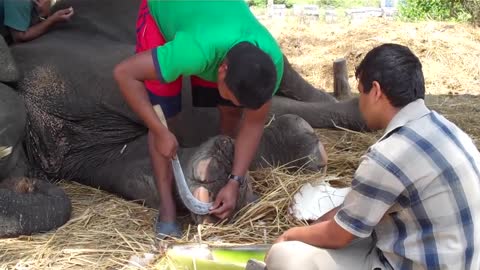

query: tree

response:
[399,0,474,23]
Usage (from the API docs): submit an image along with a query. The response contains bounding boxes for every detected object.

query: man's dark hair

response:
[355,43,425,108]
[224,42,277,109]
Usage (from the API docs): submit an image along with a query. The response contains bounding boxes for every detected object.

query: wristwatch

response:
[228,174,246,185]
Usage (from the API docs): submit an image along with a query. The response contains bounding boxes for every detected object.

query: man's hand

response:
[154,131,178,159]
[265,227,301,261]
[274,227,301,244]
[209,180,239,220]
[9,5,74,43]
[33,0,51,17]
[49,7,74,23]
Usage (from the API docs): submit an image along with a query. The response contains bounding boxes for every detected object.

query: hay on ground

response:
[263,18,480,96]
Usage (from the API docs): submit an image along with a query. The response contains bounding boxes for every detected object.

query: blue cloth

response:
[155,220,182,239]
[147,90,181,119]
[1,0,33,32]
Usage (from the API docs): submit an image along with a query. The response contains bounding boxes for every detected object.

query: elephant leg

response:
[255,114,328,171]
[271,96,367,131]
[0,143,22,180]
[0,83,27,179]
[66,135,160,208]
[178,136,253,224]
[0,36,19,83]
[0,177,71,238]
[278,55,337,103]
[0,80,69,238]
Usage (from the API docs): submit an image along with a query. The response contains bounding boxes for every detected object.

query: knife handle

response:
[152,104,179,160]
[153,105,168,128]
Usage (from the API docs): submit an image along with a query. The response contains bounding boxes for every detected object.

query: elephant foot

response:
[256,114,328,172]
[184,136,253,224]
[0,177,71,238]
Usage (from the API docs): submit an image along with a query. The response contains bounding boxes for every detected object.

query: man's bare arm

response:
[10,7,74,43]
[279,219,355,249]
[209,100,271,219]
[231,100,271,177]
[113,50,170,141]
[311,206,340,224]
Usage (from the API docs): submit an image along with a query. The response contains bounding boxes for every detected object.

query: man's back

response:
[147,0,258,41]
[146,0,284,88]
[371,99,480,269]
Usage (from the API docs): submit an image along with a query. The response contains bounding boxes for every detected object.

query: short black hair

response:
[355,43,425,108]
[224,42,277,109]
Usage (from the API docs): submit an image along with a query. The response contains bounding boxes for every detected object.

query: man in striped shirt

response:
[266,43,480,270]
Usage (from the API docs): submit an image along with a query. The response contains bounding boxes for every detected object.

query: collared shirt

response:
[335,99,480,270]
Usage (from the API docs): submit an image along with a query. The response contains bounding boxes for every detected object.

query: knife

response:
[152,105,212,215]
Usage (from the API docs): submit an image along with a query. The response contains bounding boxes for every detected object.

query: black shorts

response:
[147,80,240,119]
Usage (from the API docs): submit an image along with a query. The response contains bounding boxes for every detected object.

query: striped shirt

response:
[334,99,480,270]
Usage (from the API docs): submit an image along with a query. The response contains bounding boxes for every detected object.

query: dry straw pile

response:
[264,17,480,96]
[1,18,479,269]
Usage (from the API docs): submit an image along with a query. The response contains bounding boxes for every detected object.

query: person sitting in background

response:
[0,0,73,44]
[265,43,480,270]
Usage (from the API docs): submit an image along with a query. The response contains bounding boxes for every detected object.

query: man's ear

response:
[371,81,383,102]
[218,62,228,73]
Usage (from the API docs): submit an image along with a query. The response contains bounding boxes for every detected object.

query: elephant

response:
[0,0,365,238]
[0,74,71,238]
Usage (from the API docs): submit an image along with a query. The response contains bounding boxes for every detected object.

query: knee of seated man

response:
[266,241,312,270]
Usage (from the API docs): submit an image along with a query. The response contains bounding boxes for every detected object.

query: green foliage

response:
[399,0,472,22]
[462,0,480,25]
[247,0,267,8]
[314,0,380,8]
[275,0,295,8]
[248,0,381,8]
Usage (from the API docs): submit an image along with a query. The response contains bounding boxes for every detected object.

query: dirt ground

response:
[264,17,480,96]
[1,18,479,270]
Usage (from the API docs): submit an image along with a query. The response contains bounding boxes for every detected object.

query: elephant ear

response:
[0,35,19,83]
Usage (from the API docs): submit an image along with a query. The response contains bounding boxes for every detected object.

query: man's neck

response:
[380,106,401,130]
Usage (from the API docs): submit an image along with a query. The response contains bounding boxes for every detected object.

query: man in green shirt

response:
[114,0,284,238]
[0,0,74,44]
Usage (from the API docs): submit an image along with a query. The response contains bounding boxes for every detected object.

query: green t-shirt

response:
[148,0,284,94]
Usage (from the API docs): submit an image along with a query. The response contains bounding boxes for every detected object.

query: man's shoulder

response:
[401,110,467,146]
[374,110,478,174]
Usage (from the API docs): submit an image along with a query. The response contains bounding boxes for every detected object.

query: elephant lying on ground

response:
[0,0,364,237]
[0,77,326,237]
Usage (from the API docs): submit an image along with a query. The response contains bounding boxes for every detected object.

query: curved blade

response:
[152,104,212,215]
[172,158,213,215]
